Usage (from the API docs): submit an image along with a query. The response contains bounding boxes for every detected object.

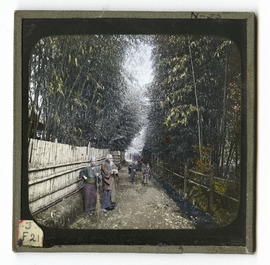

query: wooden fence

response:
[28,139,124,215]
[152,159,240,213]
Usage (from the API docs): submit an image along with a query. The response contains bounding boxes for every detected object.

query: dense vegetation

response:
[143,35,241,225]
[28,35,143,150]
[29,34,242,225]
[143,35,241,179]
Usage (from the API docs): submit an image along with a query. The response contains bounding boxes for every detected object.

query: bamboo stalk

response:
[188,40,202,160]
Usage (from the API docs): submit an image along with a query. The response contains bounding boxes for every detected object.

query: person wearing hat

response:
[101,154,118,212]
[79,157,100,213]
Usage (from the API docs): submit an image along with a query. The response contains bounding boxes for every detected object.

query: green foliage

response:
[191,145,213,175]
[28,35,142,150]
[144,35,241,177]
[143,35,241,225]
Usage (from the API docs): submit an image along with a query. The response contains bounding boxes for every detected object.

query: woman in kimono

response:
[101,154,118,212]
[80,157,100,212]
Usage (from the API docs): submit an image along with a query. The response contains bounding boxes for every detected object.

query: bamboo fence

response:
[28,139,124,214]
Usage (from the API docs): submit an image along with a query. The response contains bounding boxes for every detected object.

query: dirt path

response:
[69,166,194,229]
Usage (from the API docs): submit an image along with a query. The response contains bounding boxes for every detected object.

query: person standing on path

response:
[101,154,118,212]
[80,157,100,213]
[142,163,151,185]
[109,155,118,205]
[130,161,137,184]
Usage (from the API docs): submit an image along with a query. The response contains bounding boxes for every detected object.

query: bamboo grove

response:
[29,34,241,179]
[28,35,144,150]
[142,35,241,225]
[29,34,242,224]
[144,35,241,179]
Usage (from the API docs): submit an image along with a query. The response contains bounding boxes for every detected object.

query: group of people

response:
[80,154,152,214]
[128,160,151,185]
[80,154,119,213]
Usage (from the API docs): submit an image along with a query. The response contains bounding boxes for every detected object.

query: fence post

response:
[208,172,214,213]
[184,164,188,198]
[87,141,91,159]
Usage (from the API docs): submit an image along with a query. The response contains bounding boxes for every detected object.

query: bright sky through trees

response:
[123,39,154,156]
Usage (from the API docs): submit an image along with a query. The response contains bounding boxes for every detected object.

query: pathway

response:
[69,166,194,229]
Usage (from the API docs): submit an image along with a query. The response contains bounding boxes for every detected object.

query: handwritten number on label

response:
[25,221,31,230]
[30,233,37,242]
